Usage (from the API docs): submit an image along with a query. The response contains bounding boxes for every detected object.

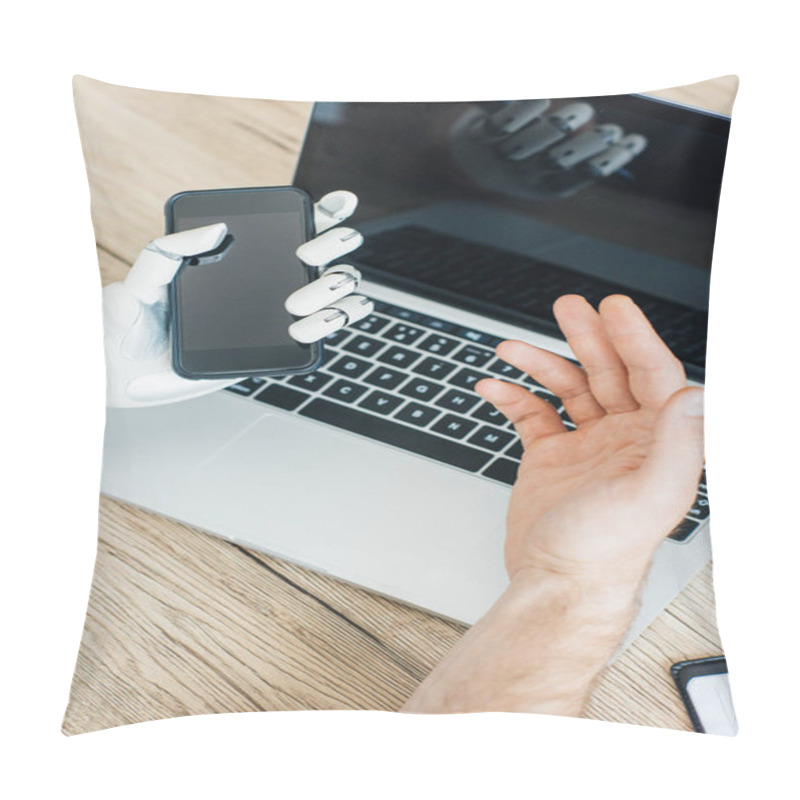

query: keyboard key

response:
[413,356,457,380]
[686,495,710,521]
[452,344,495,368]
[352,313,391,334]
[399,377,446,402]
[363,365,407,390]
[300,399,491,472]
[379,304,423,323]
[482,458,519,486]
[322,379,369,404]
[395,403,440,427]
[488,359,523,380]
[472,401,507,425]
[322,346,340,364]
[522,374,544,388]
[505,439,524,460]
[226,377,267,396]
[382,323,425,345]
[418,333,460,356]
[435,389,481,413]
[253,383,311,410]
[456,328,503,347]
[329,355,373,379]
[449,368,489,392]
[377,345,421,369]
[288,371,334,391]
[535,390,562,410]
[324,328,351,346]
[668,517,702,542]
[431,414,479,440]
[420,316,457,334]
[468,426,515,452]
[359,391,404,415]
[342,335,386,357]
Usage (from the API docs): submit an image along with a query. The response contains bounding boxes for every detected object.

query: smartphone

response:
[166,186,321,379]
[671,656,737,735]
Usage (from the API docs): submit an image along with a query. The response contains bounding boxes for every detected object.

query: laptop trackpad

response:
[161,401,511,622]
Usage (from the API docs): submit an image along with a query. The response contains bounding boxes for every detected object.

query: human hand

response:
[449,99,648,200]
[103,190,367,408]
[476,294,705,588]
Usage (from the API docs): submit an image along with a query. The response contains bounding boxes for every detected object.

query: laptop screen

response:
[294,96,730,377]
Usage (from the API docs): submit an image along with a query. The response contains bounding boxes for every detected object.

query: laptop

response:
[101,94,728,652]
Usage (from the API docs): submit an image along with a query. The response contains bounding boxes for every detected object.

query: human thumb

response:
[637,387,705,516]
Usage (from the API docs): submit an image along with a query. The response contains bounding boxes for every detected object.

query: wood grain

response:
[63,75,735,735]
[648,75,739,116]
[72,76,312,284]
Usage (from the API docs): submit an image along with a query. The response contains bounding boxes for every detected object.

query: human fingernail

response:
[684,390,704,417]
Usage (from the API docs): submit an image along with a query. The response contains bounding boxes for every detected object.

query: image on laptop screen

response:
[295,96,730,379]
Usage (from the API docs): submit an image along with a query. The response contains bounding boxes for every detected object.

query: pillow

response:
[64,75,738,734]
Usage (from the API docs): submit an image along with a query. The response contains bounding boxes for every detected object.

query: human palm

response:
[476,295,705,582]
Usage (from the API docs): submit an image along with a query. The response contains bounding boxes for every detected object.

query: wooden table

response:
[63,75,737,734]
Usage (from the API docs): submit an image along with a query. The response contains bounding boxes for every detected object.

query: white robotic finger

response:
[548,123,623,169]
[313,190,359,233]
[552,102,595,132]
[125,371,233,406]
[296,227,364,267]
[483,99,551,136]
[588,133,648,177]
[124,223,229,304]
[288,295,374,344]
[498,101,595,161]
[284,264,361,316]
[150,223,229,257]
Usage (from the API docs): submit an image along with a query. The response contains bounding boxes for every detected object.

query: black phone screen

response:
[167,187,319,378]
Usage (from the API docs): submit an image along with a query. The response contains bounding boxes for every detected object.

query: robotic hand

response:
[449,99,648,200]
[103,190,371,408]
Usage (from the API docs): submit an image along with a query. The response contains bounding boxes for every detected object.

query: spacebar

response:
[299,399,493,472]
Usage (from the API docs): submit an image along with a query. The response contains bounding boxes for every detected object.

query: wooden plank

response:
[585,564,722,730]
[63,497,464,733]
[647,75,739,116]
[72,76,312,280]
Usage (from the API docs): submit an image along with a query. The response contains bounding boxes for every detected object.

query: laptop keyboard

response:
[226,299,708,543]
[354,226,709,370]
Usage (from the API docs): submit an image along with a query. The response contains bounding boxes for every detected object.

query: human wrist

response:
[507,558,649,622]
[402,556,648,715]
